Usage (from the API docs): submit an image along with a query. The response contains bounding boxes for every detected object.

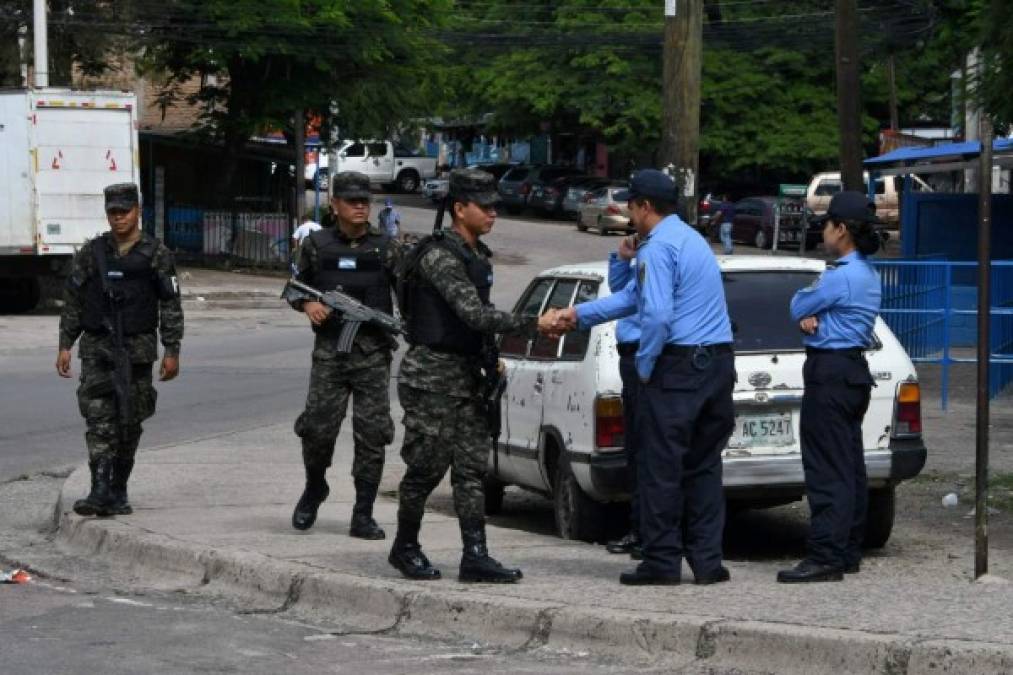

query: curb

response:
[55,470,1013,674]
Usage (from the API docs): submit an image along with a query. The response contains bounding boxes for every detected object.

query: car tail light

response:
[700,201,711,213]
[520,183,531,196]
[893,381,922,437]
[605,204,621,216]
[595,396,624,450]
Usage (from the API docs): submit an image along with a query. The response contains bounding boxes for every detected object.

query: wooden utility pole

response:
[661,0,703,225]
[975,115,993,580]
[294,110,306,238]
[834,0,863,191]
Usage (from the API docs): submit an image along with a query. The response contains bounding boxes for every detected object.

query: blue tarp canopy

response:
[864,138,1013,174]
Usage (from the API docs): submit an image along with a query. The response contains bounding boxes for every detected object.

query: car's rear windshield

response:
[502,168,530,181]
[723,271,820,352]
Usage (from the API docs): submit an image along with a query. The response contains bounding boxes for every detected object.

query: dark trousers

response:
[800,351,873,568]
[618,351,640,536]
[637,350,735,578]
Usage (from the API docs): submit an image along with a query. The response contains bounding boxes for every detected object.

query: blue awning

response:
[865,138,1013,168]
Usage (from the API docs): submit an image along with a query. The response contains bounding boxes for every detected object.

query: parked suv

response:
[489,257,926,546]
[498,165,584,214]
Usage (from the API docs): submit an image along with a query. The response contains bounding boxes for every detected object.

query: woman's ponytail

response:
[843,219,881,256]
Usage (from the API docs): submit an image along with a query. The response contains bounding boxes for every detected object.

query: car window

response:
[367,142,389,157]
[502,167,530,182]
[343,142,365,158]
[531,280,579,359]
[560,281,599,360]
[723,271,820,352]
[814,180,842,197]
[501,278,553,356]
[394,144,418,157]
[540,167,583,182]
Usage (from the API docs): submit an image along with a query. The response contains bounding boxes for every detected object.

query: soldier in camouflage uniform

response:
[56,183,183,517]
[289,171,402,539]
[389,169,536,583]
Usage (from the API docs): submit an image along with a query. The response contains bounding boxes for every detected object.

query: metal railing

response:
[160,206,290,268]
[871,259,1013,408]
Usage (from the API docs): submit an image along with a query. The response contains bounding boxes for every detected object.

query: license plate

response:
[728,413,795,448]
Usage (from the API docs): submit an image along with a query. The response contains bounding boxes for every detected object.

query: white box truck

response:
[0,89,140,312]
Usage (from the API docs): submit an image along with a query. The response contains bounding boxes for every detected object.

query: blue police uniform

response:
[785,250,881,578]
[608,253,642,549]
[576,208,734,583]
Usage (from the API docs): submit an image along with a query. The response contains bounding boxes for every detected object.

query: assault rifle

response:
[282,279,404,353]
[480,340,508,463]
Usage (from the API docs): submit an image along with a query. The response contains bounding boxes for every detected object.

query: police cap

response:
[104,183,140,212]
[331,171,372,200]
[613,170,678,204]
[449,168,500,207]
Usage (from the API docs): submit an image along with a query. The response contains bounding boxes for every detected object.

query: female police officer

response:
[778,191,883,583]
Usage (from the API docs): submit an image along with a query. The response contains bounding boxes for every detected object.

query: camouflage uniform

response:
[59,233,183,461]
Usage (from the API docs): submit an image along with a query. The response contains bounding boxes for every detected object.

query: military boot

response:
[73,457,114,517]
[388,518,441,580]
[458,518,523,583]
[107,457,135,516]
[349,478,386,540]
[292,464,329,531]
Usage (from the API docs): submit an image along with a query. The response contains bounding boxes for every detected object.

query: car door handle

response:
[533,373,544,393]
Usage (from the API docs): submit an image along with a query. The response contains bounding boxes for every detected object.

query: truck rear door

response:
[33,100,136,253]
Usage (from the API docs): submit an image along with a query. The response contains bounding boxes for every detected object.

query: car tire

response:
[754,228,769,250]
[396,169,420,194]
[863,486,896,549]
[484,477,506,516]
[576,213,588,232]
[597,217,608,236]
[553,454,604,542]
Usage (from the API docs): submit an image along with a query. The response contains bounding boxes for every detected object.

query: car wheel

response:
[863,486,896,549]
[597,217,608,236]
[484,476,506,516]
[553,454,604,542]
[576,213,588,232]
[754,228,769,250]
[396,170,420,193]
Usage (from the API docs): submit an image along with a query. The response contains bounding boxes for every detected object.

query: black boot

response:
[107,457,135,516]
[349,478,386,540]
[73,457,114,517]
[292,464,329,531]
[388,518,441,580]
[458,518,522,583]
[606,531,640,555]
[776,560,844,583]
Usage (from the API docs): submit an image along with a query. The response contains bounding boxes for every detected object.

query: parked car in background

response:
[696,192,719,234]
[489,258,926,544]
[331,140,437,193]
[575,184,631,235]
[806,171,931,228]
[423,163,515,204]
[562,177,613,217]
[498,165,584,214]
[528,170,590,217]
[724,196,820,249]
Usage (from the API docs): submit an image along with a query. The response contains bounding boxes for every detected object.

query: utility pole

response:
[294,110,306,239]
[964,49,981,192]
[974,114,993,580]
[834,0,863,191]
[33,0,48,88]
[661,0,703,226]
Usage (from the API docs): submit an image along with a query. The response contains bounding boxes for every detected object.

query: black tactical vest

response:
[309,227,392,338]
[81,235,159,335]
[408,238,493,355]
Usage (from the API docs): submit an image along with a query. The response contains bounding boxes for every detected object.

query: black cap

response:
[331,171,372,200]
[449,168,500,207]
[613,169,678,204]
[104,183,139,212]
[813,190,880,225]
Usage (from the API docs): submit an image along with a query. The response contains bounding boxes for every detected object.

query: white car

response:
[422,177,449,204]
[488,256,927,548]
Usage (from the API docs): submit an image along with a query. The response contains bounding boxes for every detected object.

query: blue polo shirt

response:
[576,215,733,380]
[608,252,640,345]
[790,251,882,349]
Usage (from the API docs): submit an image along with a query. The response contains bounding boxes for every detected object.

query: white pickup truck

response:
[325,140,437,194]
[0,89,140,313]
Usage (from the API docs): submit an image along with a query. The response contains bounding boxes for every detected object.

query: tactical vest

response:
[408,238,493,356]
[81,235,159,335]
[309,227,392,338]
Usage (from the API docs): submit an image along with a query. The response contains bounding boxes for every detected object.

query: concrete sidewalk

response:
[56,420,1013,674]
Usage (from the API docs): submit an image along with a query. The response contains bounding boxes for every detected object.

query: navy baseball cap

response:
[613,169,679,204]
[813,190,880,225]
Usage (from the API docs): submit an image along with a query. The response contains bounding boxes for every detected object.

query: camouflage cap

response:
[449,168,500,207]
[104,183,140,212]
[331,171,371,200]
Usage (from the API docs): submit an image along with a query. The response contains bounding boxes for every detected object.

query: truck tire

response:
[0,278,41,314]
[553,453,604,542]
[396,169,420,193]
[863,486,896,549]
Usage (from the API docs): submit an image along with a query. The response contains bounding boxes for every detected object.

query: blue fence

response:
[871,259,1013,408]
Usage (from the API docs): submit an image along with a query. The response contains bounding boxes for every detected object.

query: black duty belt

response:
[617,342,639,357]
[806,347,865,358]
[662,343,734,357]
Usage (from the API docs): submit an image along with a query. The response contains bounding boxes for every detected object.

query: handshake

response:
[537,307,578,339]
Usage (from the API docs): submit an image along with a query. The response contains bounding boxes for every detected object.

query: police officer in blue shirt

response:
[541,169,735,586]
[777,191,883,583]
[604,236,643,558]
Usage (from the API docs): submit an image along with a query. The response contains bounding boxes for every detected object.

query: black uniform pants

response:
[618,348,640,537]
[800,350,874,569]
[636,349,735,578]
